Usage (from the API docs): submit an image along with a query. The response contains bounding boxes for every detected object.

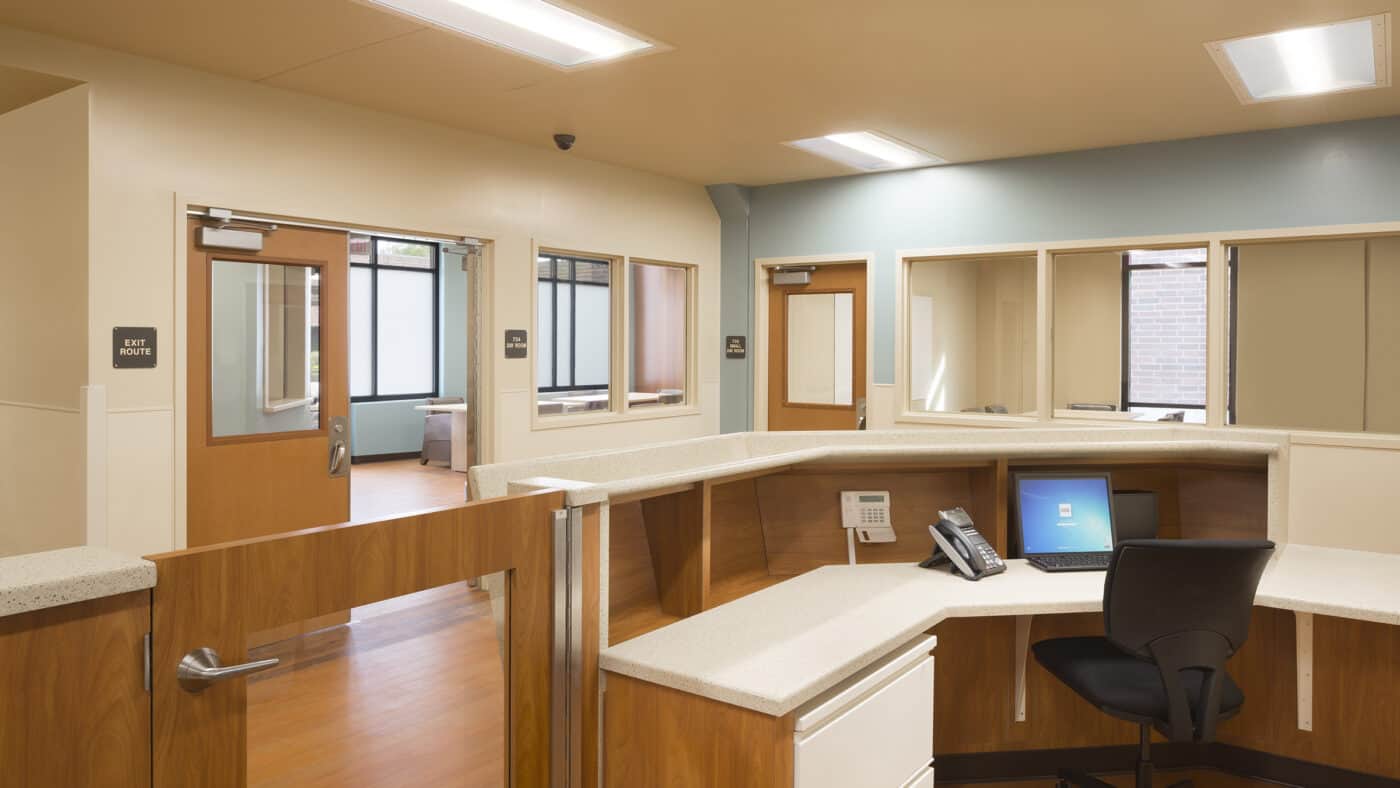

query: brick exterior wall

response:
[1127,265,1207,406]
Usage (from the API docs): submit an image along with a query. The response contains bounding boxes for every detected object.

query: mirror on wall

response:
[1228,237,1400,433]
[211,260,320,438]
[787,291,854,406]
[1052,247,1207,423]
[904,255,1037,416]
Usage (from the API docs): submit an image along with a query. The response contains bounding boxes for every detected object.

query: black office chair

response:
[1032,539,1275,788]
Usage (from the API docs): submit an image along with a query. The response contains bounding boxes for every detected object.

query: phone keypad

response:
[860,510,885,524]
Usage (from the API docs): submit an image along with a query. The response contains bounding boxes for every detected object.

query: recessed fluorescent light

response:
[364,0,657,69]
[785,131,944,171]
[1206,14,1391,103]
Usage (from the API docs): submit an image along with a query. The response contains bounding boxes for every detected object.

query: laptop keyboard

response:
[1031,552,1111,571]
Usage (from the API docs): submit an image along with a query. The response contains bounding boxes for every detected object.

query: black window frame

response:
[537,253,613,394]
[1119,251,1209,416]
[351,235,441,403]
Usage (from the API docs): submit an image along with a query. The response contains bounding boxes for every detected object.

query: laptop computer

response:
[1013,472,1116,572]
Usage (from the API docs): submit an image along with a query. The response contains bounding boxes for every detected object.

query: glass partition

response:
[1228,236,1400,433]
[1053,247,1207,424]
[628,260,691,408]
[905,255,1037,416]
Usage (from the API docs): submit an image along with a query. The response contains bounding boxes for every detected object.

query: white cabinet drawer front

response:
[794,656,934,788]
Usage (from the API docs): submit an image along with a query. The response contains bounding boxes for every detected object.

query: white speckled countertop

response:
[478,434,1283,508]
[0,546,156,618]
[601,545,1400,717]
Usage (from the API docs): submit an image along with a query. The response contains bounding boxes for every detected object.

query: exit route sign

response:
[113,327,157,369]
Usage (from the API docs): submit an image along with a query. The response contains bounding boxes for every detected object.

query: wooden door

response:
[147,490,566,788]
[187,219,349,546]
[768,263,867,430]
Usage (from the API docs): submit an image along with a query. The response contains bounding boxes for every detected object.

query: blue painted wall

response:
[719,115,1400,427]
[350,250,469,457]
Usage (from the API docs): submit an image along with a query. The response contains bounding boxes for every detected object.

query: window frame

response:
[350,235,442,403]
[1119,251,1209,416]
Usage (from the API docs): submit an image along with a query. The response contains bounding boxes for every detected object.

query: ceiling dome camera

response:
[554,133,577,151]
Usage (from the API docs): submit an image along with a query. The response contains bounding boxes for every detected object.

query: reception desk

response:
[471,427,1400,786]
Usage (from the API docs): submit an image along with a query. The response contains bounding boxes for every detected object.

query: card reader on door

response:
[840,491,897,543]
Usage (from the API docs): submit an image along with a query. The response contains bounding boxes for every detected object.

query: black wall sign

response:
[504,329,528,359]
[113,327,157,369]
[725,335,747,359]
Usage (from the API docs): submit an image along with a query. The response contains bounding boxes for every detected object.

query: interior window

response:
[537,253,612,416]
[1228,237,1400,433]
[1053,247,1207,423]
[349,235,439,401]
[628,260,690,408]
[1122,249,1207,423]
[905,255,1037,417]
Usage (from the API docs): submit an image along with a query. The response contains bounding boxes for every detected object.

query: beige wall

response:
[1235,240,1366,432]
[0,85,88,557]
[0,26,720,557]
[1367,238,1400,434]
[1052,252,1120,408]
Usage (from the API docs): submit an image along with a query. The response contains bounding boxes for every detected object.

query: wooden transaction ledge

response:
[470,427,1400,786]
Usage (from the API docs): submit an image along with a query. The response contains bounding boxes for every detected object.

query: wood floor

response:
[246,582,504,788]
[351,458,467,522]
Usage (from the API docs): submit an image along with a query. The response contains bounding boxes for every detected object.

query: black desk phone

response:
[920,507,1006,581]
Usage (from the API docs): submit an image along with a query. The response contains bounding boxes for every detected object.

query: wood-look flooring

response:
[351,458,467,522]
[246,582,504,788]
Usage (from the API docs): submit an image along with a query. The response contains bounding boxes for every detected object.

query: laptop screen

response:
[1016,474,1115,555]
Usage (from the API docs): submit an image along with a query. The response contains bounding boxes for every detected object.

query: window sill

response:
[893,411,1042,429]
[531,404,700,432]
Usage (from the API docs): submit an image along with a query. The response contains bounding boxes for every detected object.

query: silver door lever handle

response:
[177,647,279,693]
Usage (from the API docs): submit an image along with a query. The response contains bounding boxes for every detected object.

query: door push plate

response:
[329,416,350,478]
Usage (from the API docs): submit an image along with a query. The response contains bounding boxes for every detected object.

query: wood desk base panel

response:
[603,673,794,788]
[0,590,151,788]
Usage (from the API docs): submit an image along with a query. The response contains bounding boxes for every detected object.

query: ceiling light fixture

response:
[785,131,944,172]
[1206,14,1391,103]
[364,0,658,69]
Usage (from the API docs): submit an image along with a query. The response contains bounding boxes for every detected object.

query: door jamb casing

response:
[752,252,876,431]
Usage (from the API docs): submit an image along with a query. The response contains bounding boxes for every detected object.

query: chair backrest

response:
[1104,539,1274,741]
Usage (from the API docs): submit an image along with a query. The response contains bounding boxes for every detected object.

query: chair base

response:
[1053,723,1196,788]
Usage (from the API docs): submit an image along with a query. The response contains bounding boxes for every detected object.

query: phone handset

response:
[920,507,1007,581]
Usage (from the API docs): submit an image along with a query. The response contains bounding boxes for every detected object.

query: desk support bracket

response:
[1295,611,1313,732]
[1014,615,1032,723]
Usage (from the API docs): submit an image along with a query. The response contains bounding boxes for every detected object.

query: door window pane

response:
[786,291,853,406]
[628,261,690,408]
[210,260,320,437]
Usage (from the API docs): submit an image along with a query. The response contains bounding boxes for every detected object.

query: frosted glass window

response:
[376,269,435,396]
[350,267,373,398]
[536,281,554,386]
[349,236,440,400]
[574,284,610,386]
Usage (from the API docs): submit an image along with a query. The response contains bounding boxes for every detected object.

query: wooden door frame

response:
[147,488,571,787]
[752,253,876,431]
[173,197,499,549]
